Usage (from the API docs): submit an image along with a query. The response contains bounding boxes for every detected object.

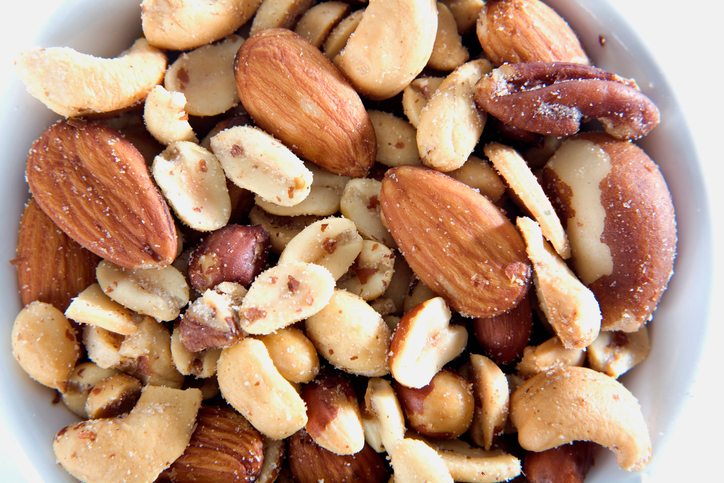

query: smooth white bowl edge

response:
[0,1,713,481]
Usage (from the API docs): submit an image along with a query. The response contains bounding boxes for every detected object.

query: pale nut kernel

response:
[96,259,190,322]
[389,297,468,389]
[11,301,81,392]
[170,325,223,378]
[14,38,167,117]
[587,326,650,379]
[143,85,198,146]
[389,437,454,483]
[517,217,601,349]
[338,240,396,301]
[248,205,323,254]
[251,0,316,34]
[61,362,120,419]
[239,261,336,335]
[84,373,143,419]
[278,217,363,280]
[339,178,396,249]
[382,255,416,317]
[394,369,474,439]
[401,76,444,128]
[485,143,570,259]
[152,141,232,232]
[417,59,492,172]
[427,2,469,71]
[65,283,138,336]
[255,162,351,217]
[468,354,509,450]
[53,385,202,483]
[475,0,589,66]
[430,438,522,483]
[256,326,319,384]
[402,278,438,314]
[294,1,351,48]
[440,0,483,34]
[210,125,313,208]
[217,337,308,439]
[361,377,407,453]
[82,325,132,371]
[141,0,260,50]
[322,8,365,59]
[516,336,586,380]
[164,34,244,117]
[305,289,392,377]
[367,110,421,168]
[302,368,366,455]
[256,436,286,483]
[510,366,652,472]
[446,155,507,204]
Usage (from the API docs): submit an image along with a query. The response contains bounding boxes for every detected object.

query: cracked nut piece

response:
[510,366,651,471]
[235,28,376,178]
[187,224,270,292]
[162,405,265,483]
[476,0,588,66]
[339,178,396,248]
[119,316,185,388]
[251,0,315,34]
[587,327,650,378]
[65,283,138,336]
[53,385,202,483]
[26,119,178,270]
[337,240,395,301]
[170,326,222,378]
[333,0,438,100]
[143,86,197,146]
[178,282,246,353]
[541,133,676,332]
[468,354,508,450]
[389,437,454,482]
[61,362,120,418]
[257,326,320,384]
[361,377,406,453]
[11,301,80,392]
[516,336,586,379]
[389,297,467,389]
[474,62,660,140]
[217,337,308,439]
[431,438,522,483]
[84,373,143,419]
[381,165,531,318]
[15,38,166,117]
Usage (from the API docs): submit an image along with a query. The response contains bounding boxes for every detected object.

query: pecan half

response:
[474,62,660,140]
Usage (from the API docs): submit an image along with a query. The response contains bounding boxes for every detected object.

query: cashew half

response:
[510,366,651,472]
[15,38,166,117]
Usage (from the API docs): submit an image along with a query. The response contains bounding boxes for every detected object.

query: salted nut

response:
[510,366,652,472]
[474,62,661,140]
[14,38,166,117]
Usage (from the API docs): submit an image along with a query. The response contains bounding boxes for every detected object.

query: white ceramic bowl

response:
[0,1,712,481]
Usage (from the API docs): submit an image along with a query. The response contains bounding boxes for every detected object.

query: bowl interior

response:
[0,0,712,481]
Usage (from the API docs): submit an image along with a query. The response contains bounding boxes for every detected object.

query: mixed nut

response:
[10,0,676,482]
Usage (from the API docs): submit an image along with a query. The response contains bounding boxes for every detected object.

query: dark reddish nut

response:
[287,429,390,483]
[473,292,533,366]
[523,441,596,483]
[160,405,265,483]
[393,369,475,439]
[474,62,660,140]
[188,224,270,292]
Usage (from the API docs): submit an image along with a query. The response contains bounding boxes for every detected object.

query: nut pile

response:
[11,0,676,482]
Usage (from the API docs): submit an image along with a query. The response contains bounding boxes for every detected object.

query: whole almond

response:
[26,119,177,270]
[381,165,531,318]
[234,28,376,178]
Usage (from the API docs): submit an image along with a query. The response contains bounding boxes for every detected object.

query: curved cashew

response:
[141,0,261,50]
[334,0,438,100]
[15,38,166,117]
[510,366,651,472]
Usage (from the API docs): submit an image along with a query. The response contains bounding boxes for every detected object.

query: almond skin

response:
[26,119,177,269]
[380,165,531,318]
[234,28,376,178]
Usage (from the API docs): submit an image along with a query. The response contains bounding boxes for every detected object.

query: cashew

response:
[334,0,438,100]
[427,3,469,71]
[510,366,652,472]
[65,283,139,336]
[11,301,81,392]
[143,85,198,146]
[517,217,601,349]
[53,385,202,483]
[295,1,351,48]
[141,0,261,50]
[15,38,166,117]
[587,326,650,378]
[417,59,492,172]
[251,0,316,34]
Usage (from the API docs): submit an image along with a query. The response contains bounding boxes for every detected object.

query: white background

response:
[0,1,721,481]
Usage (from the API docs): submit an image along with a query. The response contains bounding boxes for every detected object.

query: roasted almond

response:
[26,119,177,270]
[380,165,531,318]
[235,27,376,178]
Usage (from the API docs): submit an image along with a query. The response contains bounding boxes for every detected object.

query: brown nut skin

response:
[541,133,676,332]
[394,369,475,439]
[473,291,533,366]
[235,28,376,178]
[159,405,265,483]
[523,441,596,483]
[188,224,271,292]
[287,429,390,483]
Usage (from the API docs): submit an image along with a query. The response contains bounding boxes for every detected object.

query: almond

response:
[235,27,376,178]
[26,119,177,270]
[380,165,531,318]
[14,198,100,311]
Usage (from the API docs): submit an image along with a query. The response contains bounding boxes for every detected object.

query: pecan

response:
[474,62,660,140]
